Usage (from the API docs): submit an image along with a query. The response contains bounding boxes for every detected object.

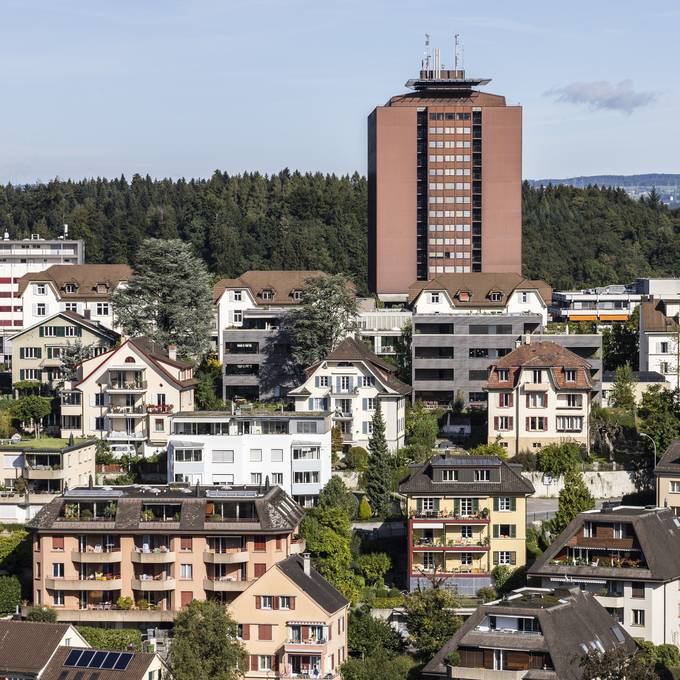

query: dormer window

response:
[474,469,490,482]
[261,289,273,301]
[565,369,576,382]
[442,469,458,481]
[292,290,303,301]
[96,283,108,294]
[498,369,509,381]
[36,284,47,295]
[430,292,440,304]
[64,283,77,294]
[489,291,503,302]
[233,290,242,301]
[458,290,471,302]
[532,370,542,384]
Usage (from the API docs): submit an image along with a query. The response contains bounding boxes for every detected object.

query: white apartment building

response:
[357,298,412,357]
[289,337,410,452]
[639,298,680,391]
[60,337,196,455]
[0,232,84,360]
[551,283,642,324]
[18,263,131,333]
[486,340,594,455]
[408,272,551,325]
[167,410,332,507]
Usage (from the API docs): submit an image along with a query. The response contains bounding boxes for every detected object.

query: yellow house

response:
[399,454,534,594]
[229,554,349,679]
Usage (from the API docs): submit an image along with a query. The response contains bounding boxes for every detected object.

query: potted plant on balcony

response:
[116,596,133,610]
[103,502,117,520]
[140,509,155,522]
[136,598,149,610]
[80,509,93,520]
[64,503,79,519]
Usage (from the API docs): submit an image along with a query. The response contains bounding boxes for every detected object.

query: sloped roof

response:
[656,439,680,474]
[10,310,120,342]
[0,621,74,675]
[408,272,551,307]
[41,647,157,680]
[486,341,593,391]
[18,264,132,298]
[639,299,679,332]
[422,587,636,680]
[213,270,327,304]
[398,455,534,495]
[387,90,507,107]
[528,506,680,582]
[277,555,348,614]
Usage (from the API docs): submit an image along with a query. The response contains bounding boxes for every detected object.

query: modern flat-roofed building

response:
[368,45,522,297]
[26,484,307,624]
[422,586,636,680]
[551,283,642,324]
[168,410,332,507]
[399,454,534,594]
[528,505,680,645]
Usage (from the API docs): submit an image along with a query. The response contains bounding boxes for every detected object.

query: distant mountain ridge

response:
[527,174,680,188]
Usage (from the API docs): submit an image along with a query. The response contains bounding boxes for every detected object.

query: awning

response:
[549,576,606,584]
[569,314,597,321]
[413,522,443,529]
[600,314,629,321]
[287,621,325,626]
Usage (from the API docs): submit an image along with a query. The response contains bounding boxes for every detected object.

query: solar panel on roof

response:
[64,488,123,498]
[89,651,108,668]
[113,653,133,671]
[100,653,118,669]
[206,489,258,498]
[76,651,96,667]
[64,650,84,667]
[612,626,625,643]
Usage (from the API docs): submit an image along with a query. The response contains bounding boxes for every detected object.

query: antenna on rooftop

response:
[423,33,431,71]
[454,33,464,72]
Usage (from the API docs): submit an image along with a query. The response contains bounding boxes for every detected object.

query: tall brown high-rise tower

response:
[368,46,522,297]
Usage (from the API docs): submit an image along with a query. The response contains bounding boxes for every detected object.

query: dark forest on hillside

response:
[1,172,679,292]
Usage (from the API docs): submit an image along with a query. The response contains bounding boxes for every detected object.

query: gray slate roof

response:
[529,506,680,583]
[41,647,157,680]
[277,555,348,615]
[0,621,73,675]
[422,587,636,680]
[655,439,680,474]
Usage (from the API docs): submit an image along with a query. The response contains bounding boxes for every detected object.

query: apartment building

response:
[289,337,410,452]
[26,484,307,625]
[528,505,680,645]
[357,297,412,357]
[422,587,636,680]
[229,553,349,679]
[639,299,680,390]
[10,311,119,386]
[168,410,332,507]
[0,232,84,361]
[551,283,642,324]
[399,454,534,594]
[0,439,96,523]
[60,337,196,455]
[486,341,594,455]
[368,45,522,297]
[18,264,131,334]
[655,440,680,511]
[213,270,327,401]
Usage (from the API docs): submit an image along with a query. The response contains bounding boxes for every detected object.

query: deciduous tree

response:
[550,469,595,535]
[404,588,462,661]
[580,647,658,680]
[10,395,53,438]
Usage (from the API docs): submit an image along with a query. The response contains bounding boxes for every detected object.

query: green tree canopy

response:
[76,626,142,651]
[317,476,357,519]
[340,651,415,680]
[580,647,659,680]
[602,308,639,371]
[168,600,247,680]
[536,442,582,477]
[610,363,637,411]
[404,588,462,661]
[405,401,439,449]
[637,385,680,456]
[112,238,213,358]
[10,395,53,438]
[0,575,21,615]
[347,607,404,658]
[550,469,595,535]
[356,552,391,585]
[364,404,392,517]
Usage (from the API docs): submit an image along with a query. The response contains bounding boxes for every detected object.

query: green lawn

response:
[1,437,92,450]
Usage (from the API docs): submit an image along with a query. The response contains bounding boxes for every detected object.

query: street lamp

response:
[639,432,657,470]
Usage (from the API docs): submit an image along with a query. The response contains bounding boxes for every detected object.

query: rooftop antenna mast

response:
[423,33,431,72]
[454,33,464,72]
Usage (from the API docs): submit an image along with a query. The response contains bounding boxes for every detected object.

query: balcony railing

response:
[549,555,646,569]
[107,381,147,390]
[413,537,488,548]
[410,510,489,521]
[147,404,173,414]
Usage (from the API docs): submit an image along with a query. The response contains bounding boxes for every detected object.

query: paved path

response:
[526,497,620,525]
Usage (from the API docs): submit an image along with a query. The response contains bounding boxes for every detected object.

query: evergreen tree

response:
[112,238,213,357]
[550,470,595,535]
[364,404,392,517]
[610,363,637,411]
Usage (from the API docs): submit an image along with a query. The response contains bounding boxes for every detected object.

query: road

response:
[526,497,620,525]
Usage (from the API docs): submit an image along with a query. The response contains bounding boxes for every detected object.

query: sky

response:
[1,0,679,184]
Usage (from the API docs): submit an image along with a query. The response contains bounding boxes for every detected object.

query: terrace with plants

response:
[59,500,118,522]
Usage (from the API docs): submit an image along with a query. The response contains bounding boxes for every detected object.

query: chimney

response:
[302,552,311,577]
[167,344,177,361]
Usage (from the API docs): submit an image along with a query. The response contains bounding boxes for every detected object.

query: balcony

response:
[45,577,122,591]
[146,404,173,415]
[25,465,65,480]
[410,511,490,522]
[132,577,176,591]
[290,538,306,554]
[283,640,328,654]
[203,578,249,592]
[72,550,122,563]
[412,538,488,551]
[131,550,176,564]
[40,608,175,624]
[106,381,147,393]
[106,431,147,441]
[223,374,259,386]
[203,550,250,564]
[449,668,526,680]
[107,406,147,417]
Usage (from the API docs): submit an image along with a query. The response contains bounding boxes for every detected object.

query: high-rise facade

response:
[368,57,522,297]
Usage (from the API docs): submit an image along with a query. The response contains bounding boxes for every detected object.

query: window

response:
[671,481,680,493]
[498,497,513,512]
[527,417,547,431]
[474,469,490,481]
[420,498,436,511]
[65,283,77,294]
[180,564,193,579]
[36,303,46,316]
[489,292,502,302]
[318,375,330,387]
[270,448,284,462]
[460,552,473,565]
[583,522,594,538]
[94,417,105,431]
[566,394,582,408]
[154,418,164,432]
[294,471,320,484]
[251,473,262,485]
[54,590,64,606]
[53,563,64,578]
[459,498,474,516]
[296,421,318,434]
[233,290,242,301]
[363,421,373,435]
[64,302,78,312]
[361,376,375,387]
[272,473,283,485]
[494,524,516,538]
[340,376,350,391]
[233,310,242,324]
[498,551,513,565]
[180,537,192,552]
[556,416,583,432]
[250,449,262,462]
[497,416,512,431]
[36,284,47,295]
[258,655,273,670]
[94,302,109,315]
[532,370,542,384]
[565,369,576,382]
[528,392,547,408]
[364,398,375,411]
[497,369,509,381]
[292,290,303,301]
[280,595,291,609]
[430,292,440,304]
[661,342,670,353]
[632,609,645,626]
[442,469,458,481]
[261,289,273,300]
[175,449,202,462]
[631,582,645,599]
[461,526,473,538]
[52,536,64,551]
[499,393,512,407]
[613,523,630,539]
[293,446,320,460]
[521,292,529,303]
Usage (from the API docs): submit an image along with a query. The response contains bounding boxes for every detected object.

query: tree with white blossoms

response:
[112,238,213,358]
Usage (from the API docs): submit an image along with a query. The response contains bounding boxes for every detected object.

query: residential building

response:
[41,647,165,680]
[229,553,349,679]
[26,484,307,624]
[601,370,668,408]
[10,311,119,387]
[639,299,680,390]
[368,46,522,297]
[0,232,84,361]
[0,620,90,679]
[168,410,332,507]
[398,454,534,594]
[60,337,197,456]
[486,340,594,455]
[289,337,410,452]
[18,264,131,333]
[528,505,680,645]
[654,440,680,511]
[213,270,326,401]
[551,283,642,324]
[357,297,412,357]
[422,586,636,680]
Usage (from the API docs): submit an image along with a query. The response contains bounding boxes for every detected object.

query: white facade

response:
[551,284,642,323]
[357,300,412,357]
[214,287,261,361]
[640,330,680,391]
[167,412,332,506]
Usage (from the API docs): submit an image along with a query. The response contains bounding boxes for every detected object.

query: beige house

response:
[485,340,594,455]
[10,311,119,386]
[655,440,680,511]
[229,553,349,679]
[60,336,196,455]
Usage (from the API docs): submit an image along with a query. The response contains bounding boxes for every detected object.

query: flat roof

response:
[172,410,328,419]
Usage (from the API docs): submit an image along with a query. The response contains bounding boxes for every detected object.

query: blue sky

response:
[1,0,678,183]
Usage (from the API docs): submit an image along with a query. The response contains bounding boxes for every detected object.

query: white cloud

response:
[547,79,657,114]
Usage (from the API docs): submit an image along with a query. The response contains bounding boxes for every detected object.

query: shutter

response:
[329,622,332,640]
[77,326,82,336]
[302,625,310,640]
[36,347,42,359]
[433,498,440,511]
[242,624,250,640]
[19,347,24,359]
[39,326,44,337]
[250,656,258,672]
[308,398,313,410]
[348,377,354,390]
[526,394,530,407]
[510,497,516,511]
[508,393,514,407]
[510,551,517,565]
[362,398,367,410]
[526,417,530,430]
[362,422,367,434]
[19,370,24,381]
[493,552,499,565]
[493,497,499,512]
[510,525,516,538]
[272,596,279,610]
[315,376,319,388]
[493,524,499,538]
[472,498,479,513]
[508,416,513,429]
[57,326,65,337]
[497,394,502,407]
[255,596,261,609]
[336,376,341,393]
[273,655,279,672]
[417,499,423,512]
[289,596,296,610]
[493,416,498,430]
[453,499,460,515]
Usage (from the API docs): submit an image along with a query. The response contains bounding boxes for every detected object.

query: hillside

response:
[1,173,680,292]
[528,173,680,189]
